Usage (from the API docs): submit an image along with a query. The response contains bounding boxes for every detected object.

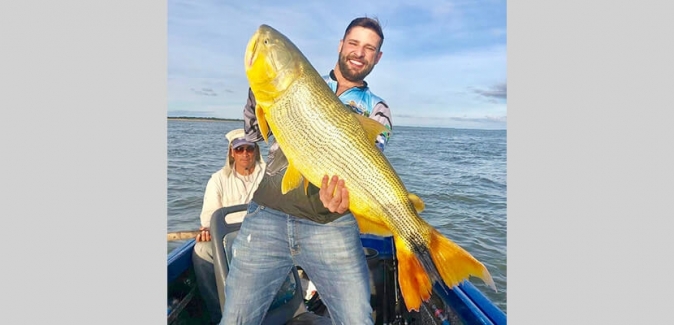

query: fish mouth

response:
[245,29,261,69]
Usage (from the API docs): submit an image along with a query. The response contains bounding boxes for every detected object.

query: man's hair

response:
[343,17,384,49]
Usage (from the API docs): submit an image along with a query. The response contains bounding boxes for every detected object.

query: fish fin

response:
[429,228,497,292]
[281,163,304,194]
[353,113,387,146]
[352,213,393,237]
[303,178,310,195]
[395,237,433,312]
[255,104,270,143]
[408,193,425,213]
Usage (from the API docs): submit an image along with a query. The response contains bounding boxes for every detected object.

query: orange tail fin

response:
[395,228,496,312]
[394,237,434,312]
[429,228,496,292]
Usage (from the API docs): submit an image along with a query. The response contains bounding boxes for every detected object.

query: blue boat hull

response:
[168,233,505,324]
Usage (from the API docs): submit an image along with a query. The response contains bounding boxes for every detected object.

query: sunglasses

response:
[233,146,256,154]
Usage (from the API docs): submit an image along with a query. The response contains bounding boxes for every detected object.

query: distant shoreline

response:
[167,116,505,131]
[167,117,243,122]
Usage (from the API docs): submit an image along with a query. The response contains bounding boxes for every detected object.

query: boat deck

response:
[168,236,504,324]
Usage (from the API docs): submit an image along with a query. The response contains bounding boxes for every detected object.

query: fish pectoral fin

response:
[303,178,310,195]
[255,104,270,143]
[353,113,388,146]
[281,163,304,194]
[395,239,433,312]
[352,213,393,236]
[429,228,497,292]
[408,193,425,213]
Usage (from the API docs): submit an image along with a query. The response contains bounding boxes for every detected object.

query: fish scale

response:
[245,24,495,312]
[271,72,424,240]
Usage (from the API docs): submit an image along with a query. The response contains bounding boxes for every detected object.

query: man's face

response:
[338,26,383,82]
[231,145,257,170]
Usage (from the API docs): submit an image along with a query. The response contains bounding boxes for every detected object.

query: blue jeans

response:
[220,201,373,325]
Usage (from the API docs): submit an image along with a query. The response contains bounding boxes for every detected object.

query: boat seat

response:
[211,205,332,325]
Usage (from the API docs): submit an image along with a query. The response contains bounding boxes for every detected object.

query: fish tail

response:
[394,237,434,312]
[395,228,497,312]
[429,228,496,292]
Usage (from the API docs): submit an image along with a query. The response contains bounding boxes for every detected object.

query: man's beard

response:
[337,52,374,82]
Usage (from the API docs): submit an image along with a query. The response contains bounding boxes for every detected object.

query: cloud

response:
[473,82,507,100]
[393,113,506,130]
[451,115,507,123]
[167,0,507,129]
[190,87,218,96]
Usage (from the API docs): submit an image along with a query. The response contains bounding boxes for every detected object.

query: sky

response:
[168,0,506,130]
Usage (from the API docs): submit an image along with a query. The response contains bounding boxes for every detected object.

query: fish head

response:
[244,24,305,108]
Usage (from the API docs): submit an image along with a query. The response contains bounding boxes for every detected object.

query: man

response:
[192,128,266,324]
[221,17,392,325]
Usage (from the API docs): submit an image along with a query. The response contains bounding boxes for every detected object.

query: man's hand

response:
[319,175,350,213]
[195,226,211,242]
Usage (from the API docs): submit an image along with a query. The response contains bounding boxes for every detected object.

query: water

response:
[167,119,507,313]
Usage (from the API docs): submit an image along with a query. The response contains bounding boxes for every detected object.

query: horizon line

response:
[166,116,506,131]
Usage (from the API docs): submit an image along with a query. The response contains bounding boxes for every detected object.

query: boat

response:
[168,204,507,325]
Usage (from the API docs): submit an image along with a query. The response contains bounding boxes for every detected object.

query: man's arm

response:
[195,175,222,242]
[243,88,269,142]
[199,176,222,228]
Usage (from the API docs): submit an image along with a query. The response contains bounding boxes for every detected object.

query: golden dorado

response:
[244,24,496,312]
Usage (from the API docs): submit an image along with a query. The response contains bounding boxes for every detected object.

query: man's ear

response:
[374,51,383,65]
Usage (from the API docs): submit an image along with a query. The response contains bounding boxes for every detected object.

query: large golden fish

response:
[244,24,496,312]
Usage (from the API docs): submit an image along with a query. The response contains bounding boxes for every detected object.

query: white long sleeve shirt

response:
[199,161,265,226]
